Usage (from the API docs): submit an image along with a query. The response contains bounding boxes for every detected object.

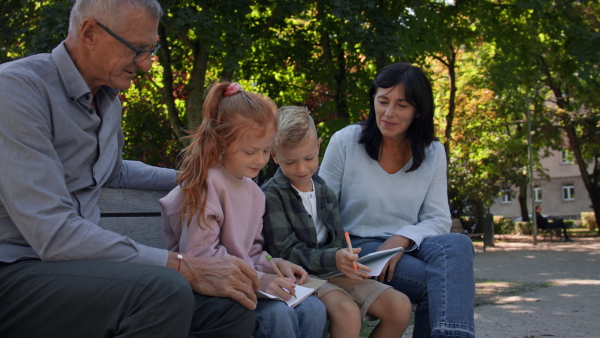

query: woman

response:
[319,62,475,338]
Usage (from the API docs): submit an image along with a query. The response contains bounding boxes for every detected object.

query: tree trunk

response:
[518,179,530,222]
[157,24,186,146]
[333,47,348,122]
[317,0,348,123]
[441,49,457,164]
[186,41,210,130]
[564,125,600,236]
[541,56,599,236]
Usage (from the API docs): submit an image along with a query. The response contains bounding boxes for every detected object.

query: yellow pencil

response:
[266,254,296,298]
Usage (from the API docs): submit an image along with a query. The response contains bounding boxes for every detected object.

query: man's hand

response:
[169,252,259,310]
[376,235,411,283]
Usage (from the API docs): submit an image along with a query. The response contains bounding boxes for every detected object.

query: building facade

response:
[489,148,594,220]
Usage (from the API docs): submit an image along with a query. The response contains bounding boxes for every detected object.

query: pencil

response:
[345,231,358,272]
[265,254,297,298]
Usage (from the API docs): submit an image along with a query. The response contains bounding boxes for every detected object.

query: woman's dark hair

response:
[359,62,437,172]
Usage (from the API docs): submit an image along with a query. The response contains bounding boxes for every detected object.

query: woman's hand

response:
[276,259,308,285]
[335,248,371,280]
[376,235,411,283]
[259,274,296,300]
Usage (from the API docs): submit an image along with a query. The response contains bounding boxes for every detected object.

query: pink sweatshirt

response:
[160,166,276,278]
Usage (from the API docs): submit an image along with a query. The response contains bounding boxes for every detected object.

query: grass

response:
[567,228,598,236]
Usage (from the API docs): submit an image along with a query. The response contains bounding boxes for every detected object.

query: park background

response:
[1,0,598,236]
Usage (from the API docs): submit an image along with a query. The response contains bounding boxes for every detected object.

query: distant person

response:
[319,62,475,337]
[160,82,327,338]
[262,106,412,337]
[0,1,257,337]
[536,206,573,242]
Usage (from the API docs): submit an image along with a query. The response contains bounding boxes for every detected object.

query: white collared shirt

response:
[292,180,328,245]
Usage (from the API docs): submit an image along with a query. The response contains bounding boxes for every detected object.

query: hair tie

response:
[224,82,243,97]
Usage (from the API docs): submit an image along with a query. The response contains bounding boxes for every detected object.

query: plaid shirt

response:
[261,168,344,275]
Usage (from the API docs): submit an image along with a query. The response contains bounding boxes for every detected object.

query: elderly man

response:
[0,1,258,337]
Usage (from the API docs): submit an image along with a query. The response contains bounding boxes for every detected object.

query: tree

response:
[484,0,600,233]
[0,0,70,62]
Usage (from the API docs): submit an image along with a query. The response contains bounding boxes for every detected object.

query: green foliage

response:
[0,0,71,61]
[1,0,598,227]
[514,221,532,236]
[581,211,597,230]
[494,218,515,235]
[481,0,600,224]
[120,76,182,167]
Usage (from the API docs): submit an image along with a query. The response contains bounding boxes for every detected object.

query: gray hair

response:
[274,106,317,149]
[68,0,163,36]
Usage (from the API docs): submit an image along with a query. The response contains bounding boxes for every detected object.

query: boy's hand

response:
[276,259,308,284]
[259,274,296,300]
[335,248,370,280]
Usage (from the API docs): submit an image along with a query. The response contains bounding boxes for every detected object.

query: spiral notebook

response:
[319,247,404,279]
[257,277,326,307]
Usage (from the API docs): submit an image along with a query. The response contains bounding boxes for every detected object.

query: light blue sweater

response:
[319,125,451,247]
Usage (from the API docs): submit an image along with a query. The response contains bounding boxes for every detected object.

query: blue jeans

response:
[352,233,475,338]
[254,295,326,338]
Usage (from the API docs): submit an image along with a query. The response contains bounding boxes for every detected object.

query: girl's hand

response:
[276,259,308,284]
[335,248,370,280]
[376,235,410,283]
[259,274,296,300]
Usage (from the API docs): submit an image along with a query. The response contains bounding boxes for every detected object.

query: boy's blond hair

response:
[274,106,317,149]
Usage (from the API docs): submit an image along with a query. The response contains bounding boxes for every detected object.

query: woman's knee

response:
[432,232,472,246]
[424,233,474,257]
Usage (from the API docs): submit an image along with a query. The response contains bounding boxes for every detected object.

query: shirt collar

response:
[273,167,326,189]
[273,167,293,188]
[52,41,120,102]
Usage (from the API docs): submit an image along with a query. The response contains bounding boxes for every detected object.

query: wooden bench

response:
[98,188,169,248]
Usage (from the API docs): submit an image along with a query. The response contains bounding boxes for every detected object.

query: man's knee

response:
[190,293,254,337]
[148,267,195,311]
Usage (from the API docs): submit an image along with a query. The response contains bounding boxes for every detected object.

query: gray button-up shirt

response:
[0,42,176,266]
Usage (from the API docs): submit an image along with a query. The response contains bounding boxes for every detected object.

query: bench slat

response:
[98,188,168,213]
[98,188,169,249]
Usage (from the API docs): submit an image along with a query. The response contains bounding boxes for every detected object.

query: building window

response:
[562,184,575,201]
[561,150,573,164]
[534,186,542,202]
[500,190,511,203]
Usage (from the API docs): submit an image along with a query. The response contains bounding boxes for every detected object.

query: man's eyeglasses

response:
[96,21,160,63]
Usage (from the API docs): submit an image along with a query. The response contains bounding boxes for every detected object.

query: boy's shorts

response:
[314,275,391,321]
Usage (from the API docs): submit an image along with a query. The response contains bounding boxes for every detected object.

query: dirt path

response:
[394,236,600,338]
[473,236,599,337]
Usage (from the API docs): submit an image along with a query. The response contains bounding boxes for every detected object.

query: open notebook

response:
[319,247,404,279]
[257,277,326,307]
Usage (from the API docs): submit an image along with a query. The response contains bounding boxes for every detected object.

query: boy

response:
[261,106,411,337]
